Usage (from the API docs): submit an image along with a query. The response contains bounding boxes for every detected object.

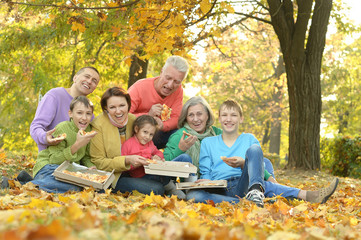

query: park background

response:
[1,0,361,239]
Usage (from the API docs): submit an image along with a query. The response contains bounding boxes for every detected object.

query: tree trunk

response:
[269,55,285,155]
[128,54,149,88]
[267,0,332,169]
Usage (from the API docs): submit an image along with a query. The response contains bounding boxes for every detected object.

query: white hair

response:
[162,55,189,79]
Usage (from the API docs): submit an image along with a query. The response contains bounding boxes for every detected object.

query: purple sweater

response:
[30,87,73,152]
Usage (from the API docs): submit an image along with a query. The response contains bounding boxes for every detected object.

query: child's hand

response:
[222,156,245,169]
[70,130,97,155]
[152,155,162,161]
[125,155,149,168]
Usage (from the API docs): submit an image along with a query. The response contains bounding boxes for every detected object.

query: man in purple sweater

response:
[30,67,100,152]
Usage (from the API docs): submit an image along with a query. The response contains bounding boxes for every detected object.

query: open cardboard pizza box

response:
[144,161,197,178]
[53,161,115,190]
[176,180,227,190]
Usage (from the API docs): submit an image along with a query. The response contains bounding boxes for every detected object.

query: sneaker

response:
[16,170,33,183]
[1,176,10,189]
[245,189,265,207]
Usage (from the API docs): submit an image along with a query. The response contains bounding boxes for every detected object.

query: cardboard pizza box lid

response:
[53,161,115,190]
[176,180,227,190]
[144,161,197,178]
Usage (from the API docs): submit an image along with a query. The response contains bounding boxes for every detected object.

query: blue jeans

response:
[172,153,193,163]
[186,144,299,203]
[113,173,169,195]
[153,129,177,149]
[31,164,83,193]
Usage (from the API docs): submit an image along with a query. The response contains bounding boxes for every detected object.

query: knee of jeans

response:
[186,190,205,202]
[181,154,192,163]
[247,144,262,155]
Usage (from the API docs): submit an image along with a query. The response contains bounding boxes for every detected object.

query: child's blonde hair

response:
[218,100,243,117]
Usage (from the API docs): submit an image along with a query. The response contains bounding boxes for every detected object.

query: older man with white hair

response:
[128,55,189,149]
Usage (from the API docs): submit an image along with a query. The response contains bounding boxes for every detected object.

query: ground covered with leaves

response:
[1,150,361,240]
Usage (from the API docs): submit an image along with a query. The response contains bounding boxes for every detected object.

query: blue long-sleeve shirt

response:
[199,133,270,180]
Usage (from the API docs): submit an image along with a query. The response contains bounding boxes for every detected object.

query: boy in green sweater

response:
[30,96,97,193]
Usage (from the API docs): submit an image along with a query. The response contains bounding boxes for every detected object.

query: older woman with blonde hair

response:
[164,96,276,182]
[163,96,222,180]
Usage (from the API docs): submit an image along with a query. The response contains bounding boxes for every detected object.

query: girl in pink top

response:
[121,115,164,177]
[121,115,185,199]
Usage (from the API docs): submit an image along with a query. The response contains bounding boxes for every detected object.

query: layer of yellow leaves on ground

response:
[1,164,361,239]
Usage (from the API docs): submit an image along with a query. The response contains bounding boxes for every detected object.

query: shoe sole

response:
[321,178,339,204]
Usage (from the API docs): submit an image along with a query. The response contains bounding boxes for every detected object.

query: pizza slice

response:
[182,130,192,137]
[161,104,172,121]
[53,133,67,141]
[80,130,96,136]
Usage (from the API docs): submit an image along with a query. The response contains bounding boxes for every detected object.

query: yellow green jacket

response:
[90,112,136,187]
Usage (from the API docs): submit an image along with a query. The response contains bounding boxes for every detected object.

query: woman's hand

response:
[71,130,97,155]
[178,132,197,152]
[125,155,149,168]
[222,156,245,169]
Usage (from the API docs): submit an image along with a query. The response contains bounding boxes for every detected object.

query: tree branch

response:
[1,0,140,10]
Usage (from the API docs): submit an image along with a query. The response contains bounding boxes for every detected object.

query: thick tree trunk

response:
[267,0,332,169]
[128,55,148,88]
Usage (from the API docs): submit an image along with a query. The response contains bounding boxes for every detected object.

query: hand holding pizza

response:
[148,103,163,118]
[178,131,197,152]
[46,128,65,146]
[70,129,97,154]
[221,156,245,169]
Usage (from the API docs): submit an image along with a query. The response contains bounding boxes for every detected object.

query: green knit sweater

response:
[32,120,94,177]
[163,126,223,161]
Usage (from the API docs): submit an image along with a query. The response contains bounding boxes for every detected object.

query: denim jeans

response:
[31,164,83,193]
[113,172,170,195]
[186,144,300,203]
[153,129,177,149]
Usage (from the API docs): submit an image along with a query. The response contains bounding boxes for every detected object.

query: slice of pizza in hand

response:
[182,130,192,137]
[221,156,229,162]
[147,159,158,164]
[80,130,97,136]
[53,133,67,141]
[161,104,172,121]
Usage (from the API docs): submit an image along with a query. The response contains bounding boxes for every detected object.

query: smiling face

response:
[219,106,243,135]
[134,123,157,145]
[73,68,100,96]
[68,102,93,130]
[186,103,209,134]
[154,65,185,98]
[106,96,129,125]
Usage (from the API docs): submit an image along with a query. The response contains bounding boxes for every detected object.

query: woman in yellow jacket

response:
[90,87,164,194]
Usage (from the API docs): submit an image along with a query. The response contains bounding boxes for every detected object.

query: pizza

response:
[62,170,108,183]
[161,104,172,121]
[53,133,67,141]
[147,159,158,164]
[182,130,192,137]
[221,156,229,162]
[80,130,96,136]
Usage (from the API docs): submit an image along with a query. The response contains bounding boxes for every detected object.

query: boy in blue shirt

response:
[186,100,339,207]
